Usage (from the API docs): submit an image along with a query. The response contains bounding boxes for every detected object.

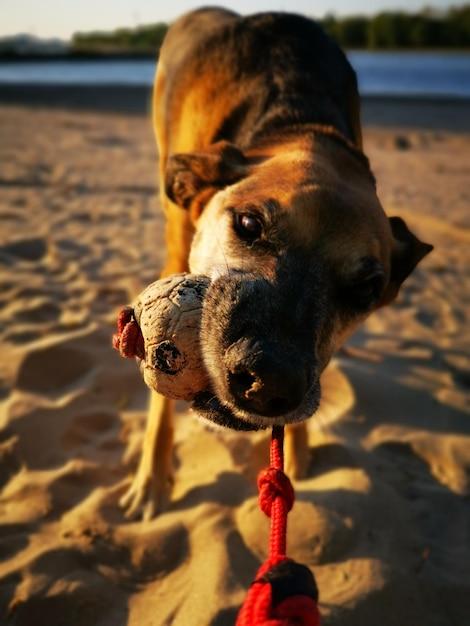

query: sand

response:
[0,98,469,626]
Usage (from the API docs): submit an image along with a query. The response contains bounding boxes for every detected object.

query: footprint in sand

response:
[0,237,48,262]
[236,484,361,568]
[13,299,61,325]
[14,333,95,395]
[60,409,117,451]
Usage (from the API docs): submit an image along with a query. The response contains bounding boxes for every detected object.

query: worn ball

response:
[132,273,211,400]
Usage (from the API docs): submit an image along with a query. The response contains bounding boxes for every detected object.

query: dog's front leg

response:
[285,422,310,480]
[120,392,174,520]
[119,179,193,519]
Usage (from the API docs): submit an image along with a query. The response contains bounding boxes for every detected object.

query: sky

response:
[0,0,464,40]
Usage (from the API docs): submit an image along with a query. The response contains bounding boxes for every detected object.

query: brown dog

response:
[120,8,432,519]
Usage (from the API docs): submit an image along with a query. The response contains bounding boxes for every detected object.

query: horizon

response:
[1,0,466,40]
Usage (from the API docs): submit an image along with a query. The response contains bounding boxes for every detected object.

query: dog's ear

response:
[381,216,433,305]
[165,141,248,219]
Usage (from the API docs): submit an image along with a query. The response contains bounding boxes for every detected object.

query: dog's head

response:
[165,139,432,430]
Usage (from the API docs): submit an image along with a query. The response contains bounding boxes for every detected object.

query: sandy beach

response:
[0,90,469,625]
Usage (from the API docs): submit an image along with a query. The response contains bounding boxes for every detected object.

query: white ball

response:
[133,273,210,400]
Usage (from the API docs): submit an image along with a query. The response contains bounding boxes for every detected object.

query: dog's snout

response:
[225,340,308,417]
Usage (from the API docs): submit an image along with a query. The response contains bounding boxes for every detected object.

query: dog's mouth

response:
[191,378,321,432]
[192,392,263,431]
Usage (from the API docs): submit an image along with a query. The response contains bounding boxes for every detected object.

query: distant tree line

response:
[69,6,469,55]
[320,6,470,49]
[71,23,168,55]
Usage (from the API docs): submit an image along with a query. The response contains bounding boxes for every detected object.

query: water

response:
[0,58,157,87]
[348,52,470,98]
[0,52,469,98]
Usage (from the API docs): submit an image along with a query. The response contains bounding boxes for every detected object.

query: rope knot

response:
[258,467,295,518]
[113,306,145,359]
[237,427,320,625]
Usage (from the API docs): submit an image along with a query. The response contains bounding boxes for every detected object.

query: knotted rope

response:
[113,308,321,624]
[112,306,144,360]
[236,425,320,626]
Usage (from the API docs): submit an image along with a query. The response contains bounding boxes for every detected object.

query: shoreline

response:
[1,84,469,131]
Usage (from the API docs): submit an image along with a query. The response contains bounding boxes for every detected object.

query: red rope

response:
[236,425,320,626]
[112,306,145,360]
[113,307,320,624]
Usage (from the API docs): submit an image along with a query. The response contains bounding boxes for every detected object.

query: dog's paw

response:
[119,468,174,521]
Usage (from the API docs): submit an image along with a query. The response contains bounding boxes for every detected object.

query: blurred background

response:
[1,1,469,125]
[0,3,469,625]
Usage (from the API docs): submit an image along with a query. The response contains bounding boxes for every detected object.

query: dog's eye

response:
[347,275,384,309]
[235,213,263,241]
[351,281,375,301]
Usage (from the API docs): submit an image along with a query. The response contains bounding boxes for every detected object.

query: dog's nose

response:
[225,340,307,417]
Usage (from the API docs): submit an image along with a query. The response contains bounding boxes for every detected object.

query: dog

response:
[120,7,432,519]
